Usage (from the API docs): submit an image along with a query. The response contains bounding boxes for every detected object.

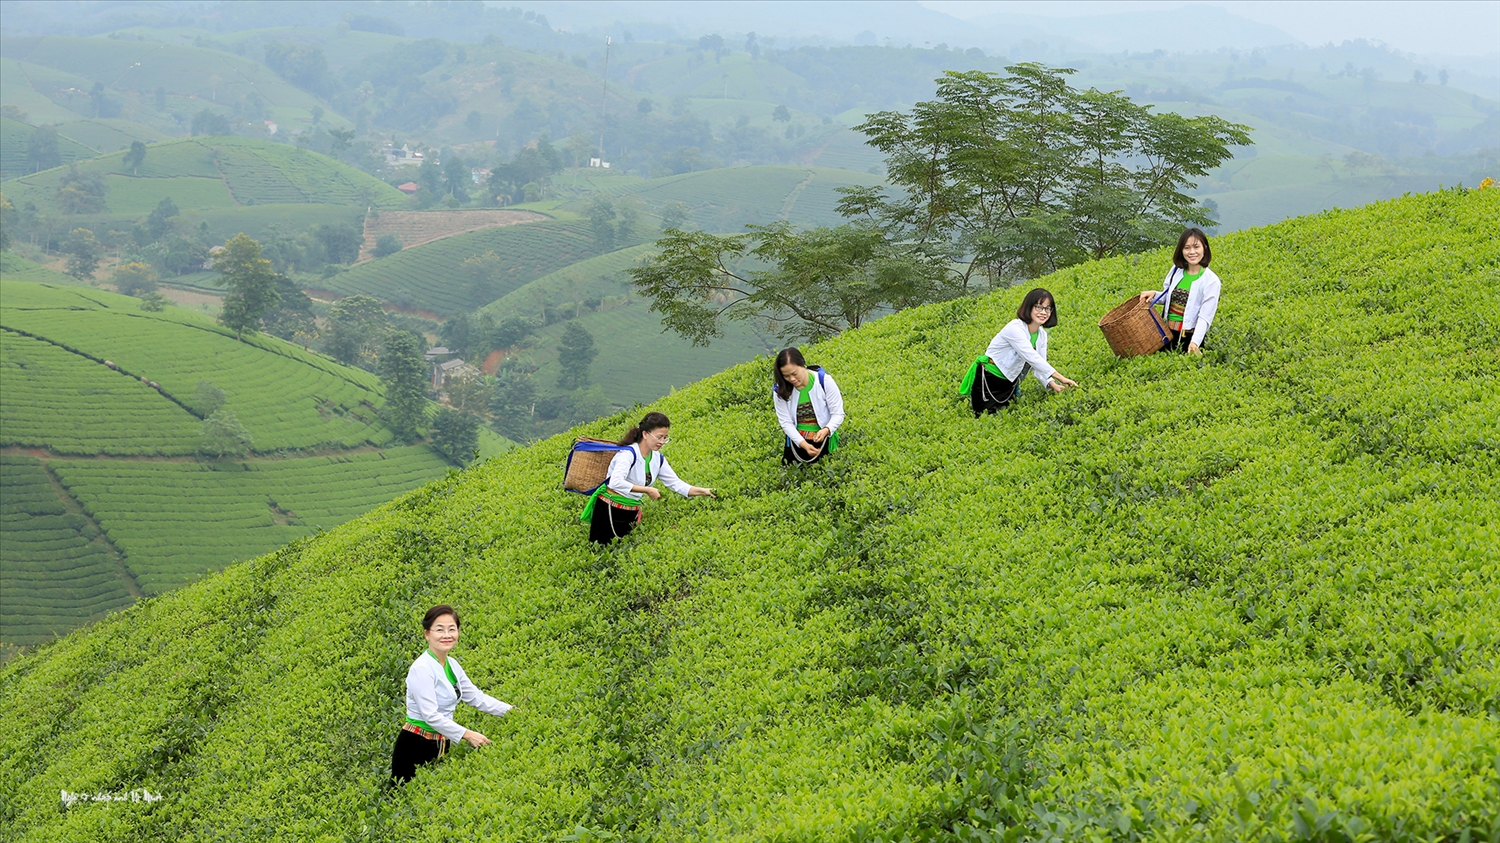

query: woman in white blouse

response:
[583,411,715,544]
[1137,227,1222,355]
[390,605,513,783]
[772,347,845,464]
[961,288,1076,416]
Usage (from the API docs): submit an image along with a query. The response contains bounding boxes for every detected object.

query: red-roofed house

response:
[397,182,419,195]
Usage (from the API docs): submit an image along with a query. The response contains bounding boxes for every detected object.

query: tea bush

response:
[0,189,1495,841]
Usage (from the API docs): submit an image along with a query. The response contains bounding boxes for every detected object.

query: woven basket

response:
[1098,296,1169,358]
[563,436,620,493]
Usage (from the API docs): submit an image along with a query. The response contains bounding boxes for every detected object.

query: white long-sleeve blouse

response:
[985,319,1055,386]
[604,443,691,501]
[404,650,512,742]
[772,369,845,443]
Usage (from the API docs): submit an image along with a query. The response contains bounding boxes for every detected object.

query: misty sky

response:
[919,1,1500,57]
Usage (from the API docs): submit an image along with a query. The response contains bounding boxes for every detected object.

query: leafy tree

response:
[373,233,403,258]
[62,228,103,280]
[56,165,108,214]
[772,104,791,122]
[325,294,389,368]
[429,407,479,465]
[460,250,504,308]
[312,222,363,264]
[216,234,281,340]
[443,372,491,417]
[26,126,60,173]
[193,380,226,416]
[123,141,148,176]
[143,197,180,241]
[0,193,12,251]
[138,292,167,312]
[632,222,938,345]
[659,200,690,231]
[489,313,539,349]
[380,330,428,441]
[586,196,619,250]
[556,321,597,389]
[111,261,158,296]
[442,152,470,201]
[263,42,333,95]
[191,110,233,136]
[840,64,1252,285]
[489,363,537,443]
[260,275,317,344]
[200,409,252,458]
[327,128,355,161]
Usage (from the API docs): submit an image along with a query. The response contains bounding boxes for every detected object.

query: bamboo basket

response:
[1098,296,1170,358]
[563,436,620,493]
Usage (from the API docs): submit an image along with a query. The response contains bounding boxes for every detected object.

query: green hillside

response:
[0,116,98,182]
[317,219,627,317]
[0,281,508,648]
[608,165,886,231]
[0,252,77,285]
[1,188,1495,840]
[1,137,407,216]
[478,245,778,410]
[0,36,347,136]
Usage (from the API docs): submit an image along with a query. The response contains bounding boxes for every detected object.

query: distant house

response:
[263,120,278,135]
[383,143,425,168]
[432,357,480,391]
[397,182,419,195]
[470,168,492,185]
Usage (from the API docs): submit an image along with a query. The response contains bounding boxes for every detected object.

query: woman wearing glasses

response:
[390,605,512,784]
[962,288,1076,416]
[583,411,716,544]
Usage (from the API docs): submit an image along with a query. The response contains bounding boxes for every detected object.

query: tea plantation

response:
[0,281,509,648]
[1,137,407,215]
[0,189,1495,841]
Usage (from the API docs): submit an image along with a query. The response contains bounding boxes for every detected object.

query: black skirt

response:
[390,728,447,784]
[970,367,1020,416]
[589,499,640,544]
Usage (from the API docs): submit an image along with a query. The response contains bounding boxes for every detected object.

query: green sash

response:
[959,354,1002,396]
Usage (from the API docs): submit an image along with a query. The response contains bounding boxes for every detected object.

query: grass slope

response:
[0,189,1496,841]
[607,165,885,231]
[319,219,626,317]
[1,137,407,216]
[0,36,346,136]
[0,252,80,286]
[0,116,99,183]
[0,281,510,647]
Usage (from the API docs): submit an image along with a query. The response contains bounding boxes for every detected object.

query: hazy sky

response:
[918,1,1500,57]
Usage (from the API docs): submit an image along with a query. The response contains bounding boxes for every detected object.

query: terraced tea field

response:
[3,189,1494,841]
[356,209,548,263]
[1,137,406,216]
[604,165,885,231]
[0,280,511,649]
[0,115,97,181]
[0,455,136,647]
[321,219,629,315]
[50,446,453,595]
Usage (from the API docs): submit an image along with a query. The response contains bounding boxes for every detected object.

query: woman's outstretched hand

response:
[689,487,716,498]
[1187,343,1202,356]
[462,730,491,748]
[1138,290,1157,305]
[643,486,663,500]
[1049,374,1077,393]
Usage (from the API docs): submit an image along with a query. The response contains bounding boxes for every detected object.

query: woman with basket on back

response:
[577,411,715,545]
[1138,228,1222,355]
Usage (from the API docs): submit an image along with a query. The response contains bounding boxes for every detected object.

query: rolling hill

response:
[1,136,407,217]
[0,116,98,182]
[0,35,348,136]
[0,187,1494,840]
[0,281,508,649]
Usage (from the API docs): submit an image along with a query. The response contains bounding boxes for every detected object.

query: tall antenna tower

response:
[597,36,611,165]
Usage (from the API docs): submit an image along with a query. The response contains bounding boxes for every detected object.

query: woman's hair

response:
[422,605,460,630]
[1173,228,1212,270]
[619,411,671,446]
[1017,288,1059,329]
[772,347,807,401]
